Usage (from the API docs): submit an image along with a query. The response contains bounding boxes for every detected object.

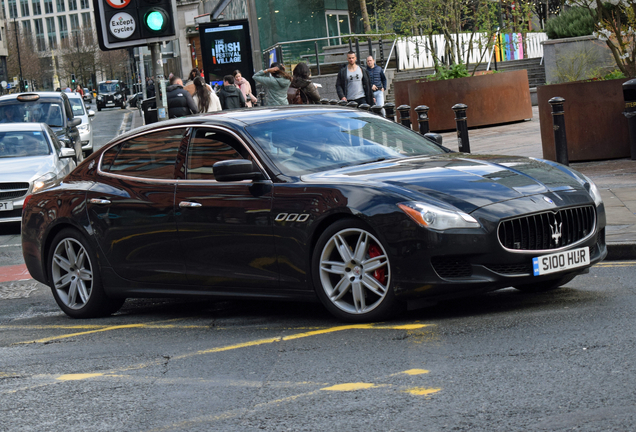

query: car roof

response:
[0,122,45,132]
[66,92,83,99]
[0,92,67,101]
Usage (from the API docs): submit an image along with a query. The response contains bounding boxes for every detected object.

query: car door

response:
[86,127,188,284]
[174,126,278,289]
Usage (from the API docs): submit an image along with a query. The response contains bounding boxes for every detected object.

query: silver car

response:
[0,123,76,223]
[68,92,95,157]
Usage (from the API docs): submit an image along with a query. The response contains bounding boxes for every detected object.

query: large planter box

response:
[542,35,615,84]
[394,70,533,131]
[537,79,629,162]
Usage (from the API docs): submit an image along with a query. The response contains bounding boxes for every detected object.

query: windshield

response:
[0,130,51,158]
[246,112,445,175]
[0,101,65,127]
[99,83,118,93]
[69,98,86,116]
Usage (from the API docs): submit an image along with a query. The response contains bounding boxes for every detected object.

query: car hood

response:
[304,154,586,212]
[0,155,56,183]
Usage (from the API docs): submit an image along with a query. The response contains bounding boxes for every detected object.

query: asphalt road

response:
[0,262,635,431]
[1,107,635,431]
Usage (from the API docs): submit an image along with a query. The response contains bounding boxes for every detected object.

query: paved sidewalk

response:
[440,106,636,259]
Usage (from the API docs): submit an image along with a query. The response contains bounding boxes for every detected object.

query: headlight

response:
[32,172,57,193]
[398,202,481,230]
[97,95,102,100]
[580,173,603,207]
[114,94,122,99]
[78,123,90,132]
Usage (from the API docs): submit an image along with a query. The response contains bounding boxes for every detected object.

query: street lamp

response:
[13,17,24,92]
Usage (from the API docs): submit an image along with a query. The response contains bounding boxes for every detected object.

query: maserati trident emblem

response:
[550,220,563,245]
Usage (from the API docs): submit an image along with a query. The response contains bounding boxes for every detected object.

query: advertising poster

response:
[199,20,254,90]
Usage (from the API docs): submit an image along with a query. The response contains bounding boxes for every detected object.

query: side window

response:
[46,128,62,153]
[186,128,247,180]
[64,98,73,120]
[102,128,186,179]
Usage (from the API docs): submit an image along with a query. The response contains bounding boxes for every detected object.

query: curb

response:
[606,242,636,261]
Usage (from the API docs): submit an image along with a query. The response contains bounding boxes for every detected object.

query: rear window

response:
[69,98,85,116]
[0,131,51,158]
[0,100,66,127]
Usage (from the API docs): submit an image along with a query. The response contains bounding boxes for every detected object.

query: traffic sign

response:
[109,12,136,38]
[106,0,130,8]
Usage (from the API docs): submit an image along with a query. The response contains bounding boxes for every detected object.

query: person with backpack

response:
[288,62,321,105]
[218,75,246,110]
[192,76,222,113]
[253,63,291,106]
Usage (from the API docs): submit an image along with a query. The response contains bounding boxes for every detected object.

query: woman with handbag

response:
[192,76,222,113]
[232,70,258,107]
[288,62,321,104]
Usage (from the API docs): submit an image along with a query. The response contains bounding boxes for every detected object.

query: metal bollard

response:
[346,101,359,108]
[320,98,330,105]
[258,91,265,107]
[452,103,470,153]
[370,105,384,116]
[329,99,339,105]
[397,105,412,129]
[358,103,370,111]
[549,97,569,166]
[623,79,636,160]
[338,100,348,106]
[414,105,430,135]
[384,103,396,121]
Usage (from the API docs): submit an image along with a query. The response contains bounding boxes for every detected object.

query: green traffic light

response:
[146,10,165,31]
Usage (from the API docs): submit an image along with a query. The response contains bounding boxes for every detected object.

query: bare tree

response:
[98,49,130,80]
[6,21,47,86]
[57,27,100,87]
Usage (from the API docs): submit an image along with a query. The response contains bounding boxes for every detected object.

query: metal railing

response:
[263,33,396,75]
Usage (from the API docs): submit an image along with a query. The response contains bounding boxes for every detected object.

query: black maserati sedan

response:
[21,106,607,321]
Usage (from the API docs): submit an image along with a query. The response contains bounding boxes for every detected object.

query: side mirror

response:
[68,117,81,127]
[88,110,96,117]
[424,133,443,146]
[213,160,261,182]
[60,147,75,159]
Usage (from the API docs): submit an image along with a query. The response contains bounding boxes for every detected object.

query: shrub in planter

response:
[546,7,595,39]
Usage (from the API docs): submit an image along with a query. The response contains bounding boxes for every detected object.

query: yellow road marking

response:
[57,373,104,381]
[321,382,379,391]
[402,369,429,375]
[404,387,442,396]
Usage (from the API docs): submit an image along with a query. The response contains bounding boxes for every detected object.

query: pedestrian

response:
[192,76,222,113]
[288,62,321,104]
[335,51,374,106]
[183,68,200,96]
[76,85,84,97]
[366,55,387,111]
[253,63,292,106]
[232,70,257,107]
[218,75,246,110]
[165,75,198,118]
[146,77,155,98]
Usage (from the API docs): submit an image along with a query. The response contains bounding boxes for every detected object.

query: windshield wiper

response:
[358,157,392,166]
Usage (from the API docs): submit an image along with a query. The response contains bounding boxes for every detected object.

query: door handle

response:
[89,198,111,205]
[179,201,202,208]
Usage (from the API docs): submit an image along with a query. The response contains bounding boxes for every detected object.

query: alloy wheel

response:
[51,238,94,310]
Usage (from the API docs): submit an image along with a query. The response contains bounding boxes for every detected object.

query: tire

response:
[121,101,126,109]
[312,219,401,322]
[97,106,102,112]
[47,228,124,318]
[83,149,93,158]
[513,273,577,293]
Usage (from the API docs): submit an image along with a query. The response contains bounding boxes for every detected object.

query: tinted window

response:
[0,100,65,127]
[186,128,245,180]
[103,128,186,179]
[0,130,51,158]
[99,83,118,93]
[246,112,445,175]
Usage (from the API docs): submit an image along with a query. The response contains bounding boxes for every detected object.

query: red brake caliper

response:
[367,244,386,285]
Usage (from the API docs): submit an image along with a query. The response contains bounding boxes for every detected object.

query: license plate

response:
[0,201,13,211]
[106,103,115,106]
[533,246,590,276]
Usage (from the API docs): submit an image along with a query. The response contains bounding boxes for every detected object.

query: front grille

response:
[0,182,29,200]
[498,205,595,251]
[0,208,22,219]
[485,263,533,275]
[431,256,472,279]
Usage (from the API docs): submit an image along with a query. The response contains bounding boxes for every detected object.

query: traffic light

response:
[23,80,29,90]
[71,74,76,84]
[93,0,177,50]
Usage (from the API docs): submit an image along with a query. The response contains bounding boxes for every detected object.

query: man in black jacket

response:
[218,75,246,110]
[166,76,198,118]
[335,51,374,106]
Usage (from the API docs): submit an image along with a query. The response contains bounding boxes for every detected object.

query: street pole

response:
[139,48,146,99]
[150,42,167,121]
[13,18,24,92]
